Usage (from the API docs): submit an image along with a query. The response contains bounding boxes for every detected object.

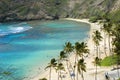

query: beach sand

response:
[33,18,112,80]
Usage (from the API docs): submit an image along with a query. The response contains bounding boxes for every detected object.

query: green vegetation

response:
[118,78,120,80]
[89,17,99,23]
[100,55,117,66]
[45,58,57,80]
[0,0,120,80]
[77,59,86,80]
[109,9,120,23]
[44,8,120,79]
[39,78,47,80]
[45,41,89,80]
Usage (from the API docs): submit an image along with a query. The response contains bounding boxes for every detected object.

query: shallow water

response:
[0,20,90,80]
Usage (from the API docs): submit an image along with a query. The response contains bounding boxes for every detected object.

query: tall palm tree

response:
[45,58,57,80]
[74,42,81,68]
[92,30,102,57]
[103,22,113,55]
[56,63,65,80]
[74,42,81,80]
[74,42,89,80]
[58,51,69,80]
[101,23,108,56]
[64,42,74,69]
[64,42,74,80]
[101,15,113,56]
[77,59,86,80]
[94,57,101,80]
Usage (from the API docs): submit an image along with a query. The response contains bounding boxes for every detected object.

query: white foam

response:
[0,23,32,36]
[10,26,32,34]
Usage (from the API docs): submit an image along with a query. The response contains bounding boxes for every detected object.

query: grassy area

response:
[100,55,117,66]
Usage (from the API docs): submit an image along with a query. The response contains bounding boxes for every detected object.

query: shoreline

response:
[33,18,109,80]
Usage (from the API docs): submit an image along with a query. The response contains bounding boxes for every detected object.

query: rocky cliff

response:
[0,0,68,22]
[68,0,119,18]
[0,0,120,22]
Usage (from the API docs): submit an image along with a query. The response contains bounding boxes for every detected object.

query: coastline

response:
[33,18,110,80]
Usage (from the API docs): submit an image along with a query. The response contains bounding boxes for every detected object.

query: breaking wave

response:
[0,22,32,36]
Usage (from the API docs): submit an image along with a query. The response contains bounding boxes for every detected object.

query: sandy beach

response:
[33,18,111,80]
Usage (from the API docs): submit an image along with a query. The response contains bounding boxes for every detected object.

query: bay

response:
[0,20,90,80]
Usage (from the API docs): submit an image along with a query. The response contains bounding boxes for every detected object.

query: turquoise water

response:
[0,20,90,80]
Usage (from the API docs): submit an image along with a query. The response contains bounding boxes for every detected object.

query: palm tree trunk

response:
[68,55,74,71]
[95,64,97,80]
[104,32,107,56]
[111,38,115,68]
[98,46,100,58]
[58,70,60,80]
[108,34,114,67]
[96,45,98,57]
[77,66,79,80]
[76,56,79,80]
[60,70,62,80]
[74,54,77,80]
[66,60,74,80]
[49,67,51,80]
[82,71,84,80]
[81,70,84,80]
[108,34,111,56]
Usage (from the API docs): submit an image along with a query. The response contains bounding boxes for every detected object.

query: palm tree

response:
[80,42,89,59]
[57,51,68,80]
[64,42,74,70]
[77,59,86,80]
[56,63,65,80]
[64,42,74,56]
[45,58,57,80]
[104,22,113,55]
[74,42,81,68]
[92,30,102,57]
[74,42,81,80]
[101,15,113,56]
[92,30,102,80]
[94,57,101,80]
[74,42,89,80]
[39,78,47,80]
[59,51,67,61]
[64,42,74,80]
[101,23,108,56]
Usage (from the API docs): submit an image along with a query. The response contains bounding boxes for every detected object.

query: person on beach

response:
[105,72,109,80]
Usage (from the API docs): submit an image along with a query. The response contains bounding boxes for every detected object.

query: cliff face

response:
[0,0,68,22]
[0,0,120,22]
[68,0,118,18]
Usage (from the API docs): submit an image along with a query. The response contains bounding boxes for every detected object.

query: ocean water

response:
[0,20,90,80]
